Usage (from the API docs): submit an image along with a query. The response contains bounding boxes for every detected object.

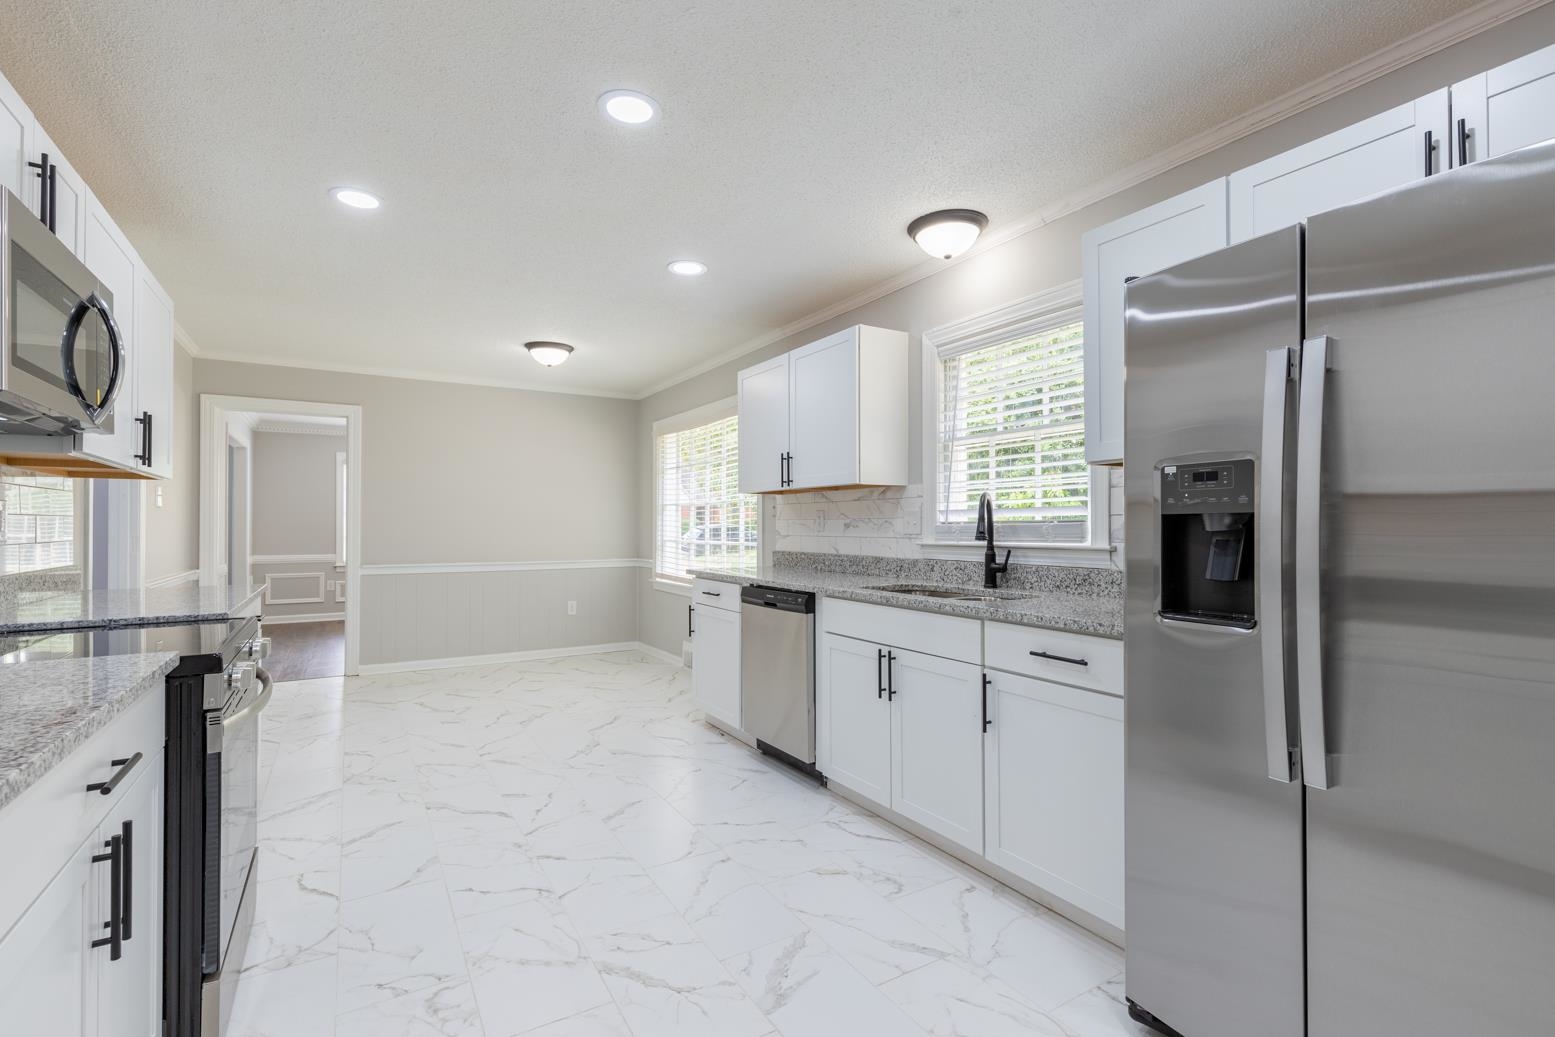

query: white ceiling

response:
[0,0,1484,397]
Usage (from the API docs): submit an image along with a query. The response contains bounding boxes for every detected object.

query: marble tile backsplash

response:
[768,468,1127,565]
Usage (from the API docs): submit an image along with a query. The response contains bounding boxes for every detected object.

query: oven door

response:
[205,664,269,973]
[2,188,123,431]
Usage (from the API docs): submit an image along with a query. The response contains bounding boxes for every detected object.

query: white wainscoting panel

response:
[265,571,326,605]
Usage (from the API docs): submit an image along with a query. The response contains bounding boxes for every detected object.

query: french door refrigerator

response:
[1123,140,1555,1037]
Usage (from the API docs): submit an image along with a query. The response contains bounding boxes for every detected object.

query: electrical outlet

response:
[815,507,826,532]
[155,486,165,508]
[567,600,578,616]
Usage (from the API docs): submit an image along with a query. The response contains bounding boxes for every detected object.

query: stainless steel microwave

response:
[0,187,124,435]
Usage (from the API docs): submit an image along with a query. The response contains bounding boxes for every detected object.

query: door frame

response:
[199,394,363,675]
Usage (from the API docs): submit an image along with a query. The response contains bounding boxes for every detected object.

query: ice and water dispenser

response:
[1158,458,1256,629]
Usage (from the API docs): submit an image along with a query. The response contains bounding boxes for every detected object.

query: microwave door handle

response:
[1260,346,1298,783]
[1296,336,1333,790]
[60,293,126,422]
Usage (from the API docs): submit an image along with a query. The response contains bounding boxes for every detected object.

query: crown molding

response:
[189,347,639,400]
[630,0,1548,401]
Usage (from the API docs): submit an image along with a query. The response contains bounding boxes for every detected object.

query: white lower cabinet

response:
[96,757,164,1037]
[0,830,98,1036]
[691,598,741,731]
[984,671,1124,928]
[819,633,892,804]
[890,648,984,853]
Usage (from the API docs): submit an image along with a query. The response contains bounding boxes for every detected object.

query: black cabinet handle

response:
[700,589,721,597]
[1457,117,1470,167]
[87,752,143,796]
[134,411,152,465]
[886,651,896,700]
[982,674,991,732]
[120,819,133,941]
[28,153,54,230]
[1424,130,1437,177]
[688,606,694,637]
[876,648,884,700]
[47,164,57,233]
[91,834,123,961]
[1029,650,1089,667]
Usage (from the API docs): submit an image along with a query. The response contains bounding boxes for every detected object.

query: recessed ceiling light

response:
[525,341,574,367]
[599,90,658,125]
[908,209,988,259]
[331,187,381,210]
[667,260,707,277]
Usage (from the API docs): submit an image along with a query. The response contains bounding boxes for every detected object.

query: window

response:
[931,291,1094,545]
[1,474,85,575]
[654,402,759,582]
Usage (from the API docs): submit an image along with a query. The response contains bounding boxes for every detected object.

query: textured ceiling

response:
[0,0,1481,396]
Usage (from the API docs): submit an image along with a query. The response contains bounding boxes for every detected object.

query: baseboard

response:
[144,568,199,589]
[356,641,671,675]
[261,612,346,626]
[632,641,686,666]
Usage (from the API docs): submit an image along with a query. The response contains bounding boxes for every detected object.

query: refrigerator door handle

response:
[1296,335,1333,789]
[1260,346,1299,783]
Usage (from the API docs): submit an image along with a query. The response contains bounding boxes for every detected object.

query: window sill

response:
[918,539,1117,568]
[651,577,693,597]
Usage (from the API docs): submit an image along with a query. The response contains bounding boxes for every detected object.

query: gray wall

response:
[192,358,642,666]
[250,429,347,620]
[142,342,199,583]
[636,5,1555,655]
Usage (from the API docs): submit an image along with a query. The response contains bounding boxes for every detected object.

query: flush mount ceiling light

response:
[599,89,658,125]
[330,187,381,210]
[667,259,707,277]
[525,341,575,367]
[908,209,988,260]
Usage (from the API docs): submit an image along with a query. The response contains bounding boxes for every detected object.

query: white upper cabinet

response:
[737,354,790,494]
[737,325,908,494]
[80,191,140,469]
[1451,42,1555,166]
[1228,89,1449,243]
[133,266,176,477]
[1081,180,1228,465]
[0,74,34,208]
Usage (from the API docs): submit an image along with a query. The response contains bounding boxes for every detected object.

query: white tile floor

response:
[231,649,1153,1037]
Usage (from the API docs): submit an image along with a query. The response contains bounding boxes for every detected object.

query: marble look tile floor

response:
[231,649,1153,1037]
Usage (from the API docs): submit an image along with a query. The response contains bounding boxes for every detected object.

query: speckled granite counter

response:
[691,551,1124,639]
[0,652,178,811]
[0,583,263,636]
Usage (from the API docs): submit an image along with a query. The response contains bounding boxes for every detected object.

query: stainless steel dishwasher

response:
[739,585,817,772]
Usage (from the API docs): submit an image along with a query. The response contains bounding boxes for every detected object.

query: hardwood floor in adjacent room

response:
[265,620,345,681]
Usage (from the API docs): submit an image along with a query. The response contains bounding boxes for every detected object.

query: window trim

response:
[651,396,759,586]
[921,280,1114,565]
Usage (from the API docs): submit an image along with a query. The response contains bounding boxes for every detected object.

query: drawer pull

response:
[701,589,722,597]
[1029,650,1088,667]
[86,752,143,796]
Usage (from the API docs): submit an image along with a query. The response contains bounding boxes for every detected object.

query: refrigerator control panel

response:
[1161,459,1254,514]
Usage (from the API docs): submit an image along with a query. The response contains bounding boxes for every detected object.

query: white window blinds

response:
[935,312,1088,543]
[655,413,759,581]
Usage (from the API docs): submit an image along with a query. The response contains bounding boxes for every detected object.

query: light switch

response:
[567,601,578,615]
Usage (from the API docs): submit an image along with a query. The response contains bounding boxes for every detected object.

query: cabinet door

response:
[134,264,176,477]
[691,603,741,730]
[30,126,89,258]
[80,192,139,467]
[1081,180,1227,464]
[0,832,99,1037]
[889,649,983,853]
[96,755,163,1037]
[788,328,858,489]
[1452,42,1555,166]
[0,74,34,207]
[984,671,1123,928]
[737,354,790,493]
[818,633,891,806]
[1228,89,1449,243]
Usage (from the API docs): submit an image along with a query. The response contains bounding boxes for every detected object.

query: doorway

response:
[200,395,362,677]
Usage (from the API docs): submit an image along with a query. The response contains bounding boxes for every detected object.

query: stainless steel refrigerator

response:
[1123,141,1555,1036]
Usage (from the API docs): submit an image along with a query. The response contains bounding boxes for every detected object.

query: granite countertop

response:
[0,652,179,812]
[0,583,264,636]
[691,552,1124,639]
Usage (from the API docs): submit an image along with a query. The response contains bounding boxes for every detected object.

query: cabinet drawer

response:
[690,578,741,612]
[0,685,164,938]
[984,622,1122,694]
[821,598,980,663]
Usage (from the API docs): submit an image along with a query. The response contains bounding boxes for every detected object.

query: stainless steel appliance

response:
[0,187,124,434]
[740,585,817,771]
[1123,142,1555,1036]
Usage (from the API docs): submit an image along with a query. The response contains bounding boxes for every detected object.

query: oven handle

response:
[222,666,273,728]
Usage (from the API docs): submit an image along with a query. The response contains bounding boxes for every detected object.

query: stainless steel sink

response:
[865,583,1030,604]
